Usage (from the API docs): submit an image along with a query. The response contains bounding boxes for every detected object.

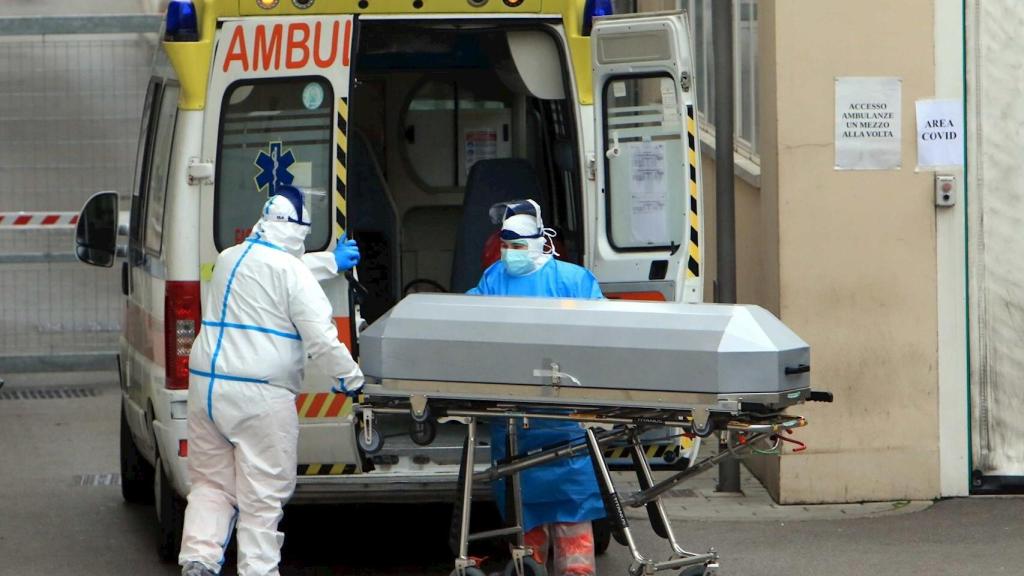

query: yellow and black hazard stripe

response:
[295,392,353,419]
[686,104,700,280]
[335,96,349,238]
[603,445,677,459]
[297,463,360,476]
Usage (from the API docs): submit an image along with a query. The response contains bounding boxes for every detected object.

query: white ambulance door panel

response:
[200,16,363,468]
[591,13,703,303]
[202,15,356,326]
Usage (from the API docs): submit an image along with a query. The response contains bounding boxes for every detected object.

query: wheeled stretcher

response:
[355,295,832,576]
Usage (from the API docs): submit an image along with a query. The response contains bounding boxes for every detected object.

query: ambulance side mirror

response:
[75,191,119,268]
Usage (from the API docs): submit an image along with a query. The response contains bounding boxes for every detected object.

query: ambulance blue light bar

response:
[165,0,199,42]
[582,0,614,36]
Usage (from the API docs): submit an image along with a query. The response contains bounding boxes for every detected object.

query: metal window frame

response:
[687,0,759,164]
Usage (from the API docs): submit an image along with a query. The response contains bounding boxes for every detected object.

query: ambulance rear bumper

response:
[291,471,492,504]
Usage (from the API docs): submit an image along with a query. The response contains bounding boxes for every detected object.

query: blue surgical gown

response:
[467,258,604,299]
[468,258,606,531]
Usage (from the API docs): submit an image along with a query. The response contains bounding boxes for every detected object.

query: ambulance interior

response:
[346,23,582,323]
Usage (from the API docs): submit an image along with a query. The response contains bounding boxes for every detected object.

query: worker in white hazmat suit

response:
[179,185,363,576]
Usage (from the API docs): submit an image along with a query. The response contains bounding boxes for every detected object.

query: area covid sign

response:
[215,16,353,76]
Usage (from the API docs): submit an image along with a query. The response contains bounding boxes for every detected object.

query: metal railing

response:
[0,15,160,371]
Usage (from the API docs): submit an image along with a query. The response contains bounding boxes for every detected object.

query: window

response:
[603,76,687,250]
[128,79,161,266]
[689,0,759,159]
[402,79,512,191]
[215,78,334,252]
[144,84,179,256]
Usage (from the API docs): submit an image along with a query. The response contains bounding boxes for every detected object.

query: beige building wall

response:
[698,159,771,310]
[635,0,942,502]
[757,0,940,503]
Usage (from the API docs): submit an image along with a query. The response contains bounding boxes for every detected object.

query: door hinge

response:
[680,71,691,93]
[187,158,214,185]
[586,153,596,181]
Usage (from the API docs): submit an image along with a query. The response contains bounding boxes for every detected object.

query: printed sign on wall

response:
[835,77,902,170]
[915,99,964,169]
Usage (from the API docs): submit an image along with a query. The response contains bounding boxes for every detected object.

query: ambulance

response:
[73,0,704,561]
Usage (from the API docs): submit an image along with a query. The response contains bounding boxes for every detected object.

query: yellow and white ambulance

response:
[74,0,703,560]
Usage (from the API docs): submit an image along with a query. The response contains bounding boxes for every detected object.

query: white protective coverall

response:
[178,193,363,575]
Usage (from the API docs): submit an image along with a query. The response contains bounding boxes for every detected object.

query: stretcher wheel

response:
[449,567,487,576]
[691,418,715,438]
[503,556,547,576]
[357,427,384,454]
[411,403,432,423]
[409,419,437,446]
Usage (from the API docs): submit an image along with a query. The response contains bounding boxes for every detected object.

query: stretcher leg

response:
[505,418,525,547]
[587,428,718,576]
[505,417,540,576]
[627,433,670,540]
[627,433,709,562]
[583,427,649,571]
[449,418,480,576]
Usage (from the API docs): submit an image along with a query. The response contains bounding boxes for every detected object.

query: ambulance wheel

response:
[409,419,437,446]
[449,567,487,576]
[120,403,154,504]
[592,518,612,555]
[357,427,384,455]
[503,556,547,576]
[154,454,186,563]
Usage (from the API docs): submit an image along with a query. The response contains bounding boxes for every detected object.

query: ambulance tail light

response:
[165,0,199,42]
[582,0,614,36]
[165,281,201,390]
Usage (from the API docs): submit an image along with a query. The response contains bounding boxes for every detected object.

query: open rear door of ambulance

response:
[590,12,703,303]
[199,15,364,475]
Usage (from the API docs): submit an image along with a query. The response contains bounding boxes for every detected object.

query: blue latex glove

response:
[333,233,360,272]
[331,378,360,399]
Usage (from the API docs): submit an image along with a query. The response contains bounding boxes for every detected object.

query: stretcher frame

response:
[356,380,820,576]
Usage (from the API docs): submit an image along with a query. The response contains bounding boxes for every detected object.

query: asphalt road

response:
[2,371,1024,576]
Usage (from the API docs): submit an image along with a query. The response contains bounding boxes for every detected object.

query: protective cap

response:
[490,199,545,241]
[263,185,311,227]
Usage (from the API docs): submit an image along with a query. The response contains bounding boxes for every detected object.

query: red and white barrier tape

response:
[0,212,79,229]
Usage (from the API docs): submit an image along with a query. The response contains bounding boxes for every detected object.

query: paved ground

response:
[2,371,1024,576]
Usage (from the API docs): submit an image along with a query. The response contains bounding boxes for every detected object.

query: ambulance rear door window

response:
[215,77,334,251]
[603,75,686,251]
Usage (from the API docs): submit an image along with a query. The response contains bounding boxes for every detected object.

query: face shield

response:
[490,199,558,256]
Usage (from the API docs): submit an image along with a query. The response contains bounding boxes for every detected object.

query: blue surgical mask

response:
[502,248,537,277]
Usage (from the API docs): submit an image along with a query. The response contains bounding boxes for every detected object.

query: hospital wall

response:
[678,0,944,503]
[754,0,940,503]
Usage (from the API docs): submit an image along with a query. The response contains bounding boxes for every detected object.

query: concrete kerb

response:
[613,466,933,523]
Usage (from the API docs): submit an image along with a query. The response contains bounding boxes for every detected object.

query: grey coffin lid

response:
[359,294,810,397]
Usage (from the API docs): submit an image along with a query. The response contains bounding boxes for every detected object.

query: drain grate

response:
[73,473,121,487]
[0,387,98,400]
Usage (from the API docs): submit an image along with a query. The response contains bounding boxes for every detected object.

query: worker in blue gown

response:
[468,199,604,576]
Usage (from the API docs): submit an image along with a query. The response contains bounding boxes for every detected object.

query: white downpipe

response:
[935,0,969,497]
